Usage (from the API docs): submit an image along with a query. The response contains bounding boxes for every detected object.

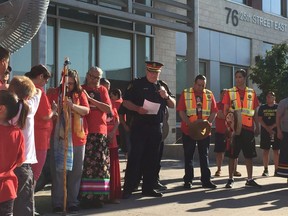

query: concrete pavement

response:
[35,150,288,216]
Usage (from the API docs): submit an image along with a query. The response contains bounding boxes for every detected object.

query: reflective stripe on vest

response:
[183,88,212,122]
[228,87,255,127]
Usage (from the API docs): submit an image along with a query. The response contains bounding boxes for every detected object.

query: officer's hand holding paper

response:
[143,99,160,114]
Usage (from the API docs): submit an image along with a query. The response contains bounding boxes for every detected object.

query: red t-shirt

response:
[82,85,112,135]
[222,87,259,131]
[107,107,119,149]
[215,101,226,134]
[47,88,89,146]
[112,98,123,111]
[177,89,218,135]
[34,86,53,150]
[0,125,25,203]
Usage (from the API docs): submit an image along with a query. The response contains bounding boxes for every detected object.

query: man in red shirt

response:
[177,75,217,189]
[223,69,261,188]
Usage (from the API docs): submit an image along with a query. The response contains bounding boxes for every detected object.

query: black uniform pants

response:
[124,123,162,193]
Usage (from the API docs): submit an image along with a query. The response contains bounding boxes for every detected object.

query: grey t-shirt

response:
[277,97,288,132]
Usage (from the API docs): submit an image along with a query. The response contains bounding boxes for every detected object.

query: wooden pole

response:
[62,57,70,215]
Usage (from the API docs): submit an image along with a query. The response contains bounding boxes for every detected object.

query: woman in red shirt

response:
[48,69,89,214]
[79,67,111,209]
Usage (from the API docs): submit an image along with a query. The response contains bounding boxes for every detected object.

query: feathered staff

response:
[61,57,70,214]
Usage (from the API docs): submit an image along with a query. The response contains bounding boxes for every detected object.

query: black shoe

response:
[142,190,163,197]
[34,211,41,216]
[183,182,192,189]
[262,169,269,177]
[225,179,234,188]
[67,206,79,214]
[122,190,132,199]
[202,181,217,189]
[53,207,63,214]
[245,179,262,188]
[153,181,167,190]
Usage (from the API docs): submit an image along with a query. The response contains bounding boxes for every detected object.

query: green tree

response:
[250,42,288,103]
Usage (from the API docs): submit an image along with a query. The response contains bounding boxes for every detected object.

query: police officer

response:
[122,61,175,198]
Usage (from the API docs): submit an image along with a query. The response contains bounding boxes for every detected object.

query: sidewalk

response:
[35,153,288,216]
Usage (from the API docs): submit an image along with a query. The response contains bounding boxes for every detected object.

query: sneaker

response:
[245,179,262,188]
[202,181,217,189]
[67,206,79,214]
[183,182,192,189]
[233,171,242,177]
[34,211,41,216]
[153,181,167,190]
[225,179,234,188]
[215,170,221,177]
[262,169,269,177]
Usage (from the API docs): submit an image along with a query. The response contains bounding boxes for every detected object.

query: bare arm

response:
[258,116,275,135]
[276,108,283,140]
[223,104,230,116]
[208,112,217,124]
[119,114,130,132]
[165,96,176,109]
[159,86,176,108]
[107,117,120,142]
[123,100,148,115]
[83,89,111,113]
[253,108,260,136]
[179,110,190,125]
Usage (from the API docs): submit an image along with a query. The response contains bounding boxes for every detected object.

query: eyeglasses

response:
[68,82,75,86]
[89,73,101,80]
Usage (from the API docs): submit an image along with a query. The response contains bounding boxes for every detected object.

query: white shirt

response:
[23,90,42,164]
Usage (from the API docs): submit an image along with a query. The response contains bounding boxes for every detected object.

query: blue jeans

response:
[13,164,34,216]
[182,133,211,184]
[51,145,85,208]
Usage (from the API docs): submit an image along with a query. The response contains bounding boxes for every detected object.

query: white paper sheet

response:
[143,99,161,115]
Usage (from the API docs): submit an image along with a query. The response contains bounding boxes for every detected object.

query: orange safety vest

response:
[184,88,212,123]
[228,87,255,127]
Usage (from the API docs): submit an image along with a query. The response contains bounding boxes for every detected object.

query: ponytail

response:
[0,90,29,129]
[16,99,29,129]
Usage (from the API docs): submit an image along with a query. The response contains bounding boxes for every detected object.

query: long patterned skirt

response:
[277,132,288,178]
[79,133,110,202]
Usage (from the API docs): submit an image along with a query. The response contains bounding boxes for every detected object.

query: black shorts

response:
[214,132,226,153]
[225,128,257,159]
[260,130,280,150]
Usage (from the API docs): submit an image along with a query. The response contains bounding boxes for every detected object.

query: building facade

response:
[8,0,288,143]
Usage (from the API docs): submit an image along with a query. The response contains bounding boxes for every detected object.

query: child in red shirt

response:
[0,90,28,215]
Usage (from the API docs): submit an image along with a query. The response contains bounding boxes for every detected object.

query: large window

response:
[220,65,234,90]
[47,18,55,88]
[59,20,96,84]
[100,28,132,91]
[263,0,281,15]
[136,35,151,78]
[220,64,247,90]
